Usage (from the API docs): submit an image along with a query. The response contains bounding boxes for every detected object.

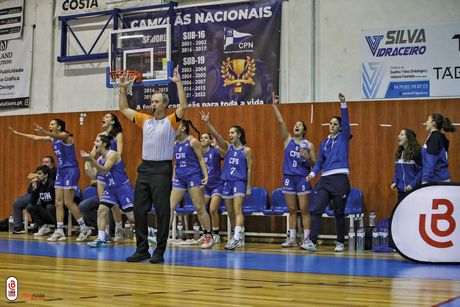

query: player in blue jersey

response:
[9,119,91,242]
[83,113,125,242]
[305,93,351,252]
[200,111,253,251]
[421,113,456,185]
[169,120,214,248]
[272,92,316,249]
[199,133,224,244]
[390,129,423,204]
[81,134,135,248]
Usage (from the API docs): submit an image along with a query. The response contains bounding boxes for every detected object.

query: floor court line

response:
[1,238,460,281]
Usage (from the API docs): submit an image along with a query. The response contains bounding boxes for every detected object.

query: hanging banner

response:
[54,0,143,17]
[391,184,460,263]
[362,23,460,99]
[0,0,24,40]
[0,27,32,109]
[123,0,281,108]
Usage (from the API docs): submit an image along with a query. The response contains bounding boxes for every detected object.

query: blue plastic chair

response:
[242,187,268,216]
[175,192,196,214]
[345,188,364,216]
[265,188,289,216]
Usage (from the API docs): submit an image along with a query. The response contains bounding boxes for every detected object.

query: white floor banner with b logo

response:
[391,184,459,263]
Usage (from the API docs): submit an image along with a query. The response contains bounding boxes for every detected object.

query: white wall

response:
[1,0,459,116]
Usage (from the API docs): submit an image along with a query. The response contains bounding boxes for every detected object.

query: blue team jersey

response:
[174,136,202,179]
[204,146,223,185]
[97,150,129,187]
[421,131,451,183]
[52,138,78,168]
[221,144,247,181]
[96,132,118,183]
[283,138,310,176]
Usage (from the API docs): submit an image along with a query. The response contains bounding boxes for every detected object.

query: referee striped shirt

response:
[134,111,181,161]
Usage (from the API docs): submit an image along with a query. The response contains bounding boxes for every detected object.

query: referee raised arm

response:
[118,66,187,263]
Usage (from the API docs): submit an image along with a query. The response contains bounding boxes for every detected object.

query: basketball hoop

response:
[108,70,143,96]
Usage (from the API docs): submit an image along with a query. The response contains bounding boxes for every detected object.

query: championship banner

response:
[362,23,460,99]
[124,0,281,108]
[55,0,141,17]
[391,184,460,263]
[0,27,32,109]
[0,0,24,40]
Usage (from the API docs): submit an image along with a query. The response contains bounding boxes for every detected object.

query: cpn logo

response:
[419,199,456,248]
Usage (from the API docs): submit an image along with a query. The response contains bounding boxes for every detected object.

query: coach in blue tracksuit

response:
[421,113,456,184]
[304,93,351,253]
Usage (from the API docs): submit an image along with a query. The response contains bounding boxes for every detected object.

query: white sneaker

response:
[114,228,125,243]
[224,238,244,250]
[212,234,221,243]
[281,238,298,248]
[334,242,344,252]
[300,239,316,251]
[200,234,214,249]
[76,228,92,242]
[34,224,51,236]
[195,234,206,244]
[47,231,66,241]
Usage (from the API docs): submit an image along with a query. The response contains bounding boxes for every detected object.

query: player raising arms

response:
[9,119,91,241]
[272,92,316,249]
[200,111,253,251]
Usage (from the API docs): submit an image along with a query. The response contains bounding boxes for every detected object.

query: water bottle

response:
[300,140,308,161]
[369,210,376,227]
[348,226,356,251]
[356,218,365,251]
[177,220,184,240]
[193,222,200,240]
[381,228,389,247]
[372,227,380,249]
[8,216,14,233]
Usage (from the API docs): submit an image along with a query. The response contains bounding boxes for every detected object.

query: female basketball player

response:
[305,93,351,252]
[421,113,456,184]
[200,111,253,251]
[272,92,316,249]
[81,134,135,247]
[9,119,91,241]
[169,120,214,249]
[200,133,224,243]
[390,128,422,204]
[87,113,126,242]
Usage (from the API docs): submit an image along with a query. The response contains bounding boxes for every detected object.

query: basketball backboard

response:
[106,24,172,88]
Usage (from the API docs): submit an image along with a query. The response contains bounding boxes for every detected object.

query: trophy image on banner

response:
[221,56,256,93]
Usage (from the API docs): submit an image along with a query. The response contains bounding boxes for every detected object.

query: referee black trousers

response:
[134,160,172,256]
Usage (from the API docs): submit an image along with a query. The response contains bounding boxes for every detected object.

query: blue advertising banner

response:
[124,0,281,108]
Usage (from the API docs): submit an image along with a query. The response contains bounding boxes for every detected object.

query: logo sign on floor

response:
[6,276,18,301]
[0,27,32,109]
[391,184,460,263]
[362,23,460,99]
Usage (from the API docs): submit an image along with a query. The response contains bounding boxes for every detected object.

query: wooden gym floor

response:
[1,232,459,306]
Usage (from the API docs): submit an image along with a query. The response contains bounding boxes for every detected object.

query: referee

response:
[118,66,187,263]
